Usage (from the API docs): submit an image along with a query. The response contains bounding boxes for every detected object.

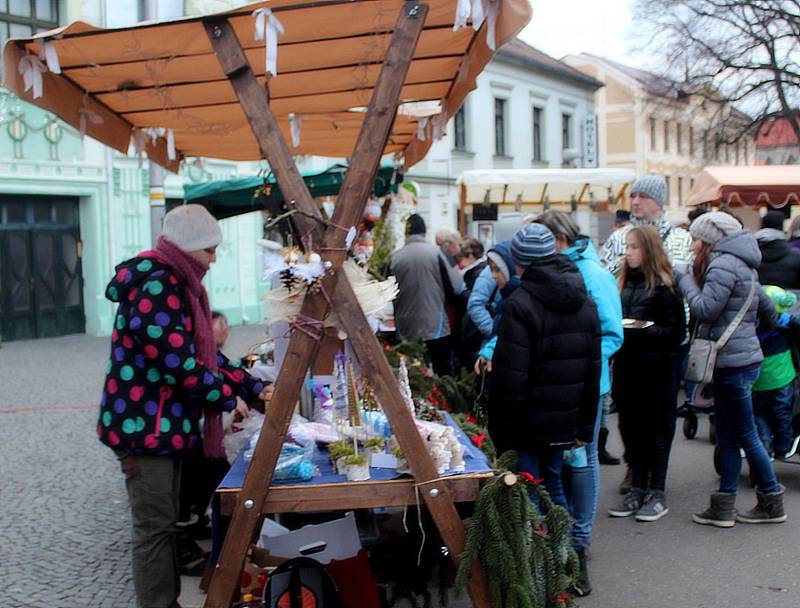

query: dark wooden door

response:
[0,196,85,341]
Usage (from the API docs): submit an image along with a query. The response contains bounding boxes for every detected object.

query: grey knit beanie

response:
[510,223,556,267]
[689,211,742,245]
[162,204,223,252]
[630,175,667,208]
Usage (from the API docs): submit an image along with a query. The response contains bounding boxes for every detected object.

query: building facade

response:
[0,0,270,342]
[563,54,754,215]
[756,119,800,165]
[406,40,603,238]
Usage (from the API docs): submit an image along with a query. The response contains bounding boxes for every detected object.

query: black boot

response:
[598,428,620,465]
[573,546,592,597]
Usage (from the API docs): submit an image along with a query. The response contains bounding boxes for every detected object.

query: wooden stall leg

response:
[333,279,491,608]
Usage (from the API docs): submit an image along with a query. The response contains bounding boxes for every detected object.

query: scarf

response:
[148,236,225,459]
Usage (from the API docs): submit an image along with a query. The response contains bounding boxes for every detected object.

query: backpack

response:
[263,557,341,608]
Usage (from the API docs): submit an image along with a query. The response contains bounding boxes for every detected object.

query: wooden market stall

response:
[3,2,531,607]
[457,167,637,234]
[685,165,800,208]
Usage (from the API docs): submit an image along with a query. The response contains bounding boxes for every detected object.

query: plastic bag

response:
[243,415,318,482]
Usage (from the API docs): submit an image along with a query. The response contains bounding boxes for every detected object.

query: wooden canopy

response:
[2,0,531,173]
[685,165,800,208]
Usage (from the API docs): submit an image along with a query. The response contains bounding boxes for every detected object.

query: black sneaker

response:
[635,490,669,522]
[608,487,646,517]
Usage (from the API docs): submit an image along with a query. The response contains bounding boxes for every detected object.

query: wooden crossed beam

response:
[202,3,490,607]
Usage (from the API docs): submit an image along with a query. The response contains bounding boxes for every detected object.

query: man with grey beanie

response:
[599,175,692,275]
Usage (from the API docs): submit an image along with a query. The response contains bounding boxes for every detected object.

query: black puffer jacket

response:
[489,254,601,452]
[756,229,800,289]
[612,268,686,408]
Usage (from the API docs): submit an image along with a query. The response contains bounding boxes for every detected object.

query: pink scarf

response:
[145,236,225,459]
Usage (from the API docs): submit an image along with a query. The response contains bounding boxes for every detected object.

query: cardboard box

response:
[258,512,362,564]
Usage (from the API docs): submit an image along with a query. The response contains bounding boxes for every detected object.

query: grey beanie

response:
[630,175,667,208]
[689,211,742,245]
[162,204,223,252]
[510,223,556,267]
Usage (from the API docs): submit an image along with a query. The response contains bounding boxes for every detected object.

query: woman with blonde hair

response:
[608,226,686,522]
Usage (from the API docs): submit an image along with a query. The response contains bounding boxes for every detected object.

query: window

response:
[678,176,684,205]
[665,175,671,206]
[650,117,657,150]
[533,106,544,161]
[735,142,740,164]
[494,98,507,156]
[454,105,467,151]
[676,123,682,155]
[664,120,670,152]
[689,126,695,156]
[690,177,696,190]
[725,144,730,163]
[0,1,59,77]
[562,113,572,150]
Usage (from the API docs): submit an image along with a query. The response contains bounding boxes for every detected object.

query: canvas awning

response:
[685,165,800,208]
[458,168,637,204]
[2,0,531,173]
[184,163,399,219]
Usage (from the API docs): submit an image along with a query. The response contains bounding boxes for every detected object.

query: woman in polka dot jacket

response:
[98,204,268,608]
[97,245,265,458]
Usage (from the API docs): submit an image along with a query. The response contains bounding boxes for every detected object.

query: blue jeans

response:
[713,367,780,494]
[753,383,796,455]
[517,448,567,510]
[563,395,603,548]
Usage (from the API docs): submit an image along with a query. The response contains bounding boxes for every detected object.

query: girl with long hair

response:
[679,211,786,527]
[608,226,686,522]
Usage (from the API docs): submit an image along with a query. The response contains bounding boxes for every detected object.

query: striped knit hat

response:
[510,223,556,267]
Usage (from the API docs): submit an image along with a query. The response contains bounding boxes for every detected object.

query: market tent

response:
[685,165,800,208]
[184,164,399,219]
[458,167,637,204]
[2,0,531,172]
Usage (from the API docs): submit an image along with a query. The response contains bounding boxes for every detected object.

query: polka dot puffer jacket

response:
[97,255,265,456]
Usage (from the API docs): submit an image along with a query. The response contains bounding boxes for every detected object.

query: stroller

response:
[677,382,716,443]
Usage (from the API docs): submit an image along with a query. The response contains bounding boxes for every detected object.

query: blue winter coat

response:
[467,266,503,338]
[563,237,624,395]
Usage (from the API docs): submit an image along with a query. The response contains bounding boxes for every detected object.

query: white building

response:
[406,39,603,239]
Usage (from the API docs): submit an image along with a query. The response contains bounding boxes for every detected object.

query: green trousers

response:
[116,452,182,608]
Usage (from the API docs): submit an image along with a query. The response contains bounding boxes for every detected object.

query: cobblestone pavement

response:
[0,325,267,608]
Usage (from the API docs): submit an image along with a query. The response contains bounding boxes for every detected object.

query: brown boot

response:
[736,488,787,524]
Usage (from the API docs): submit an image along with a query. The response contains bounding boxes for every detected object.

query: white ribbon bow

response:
[253,8,285,76]
[471,0,486,31]
[78,107,104,140]
[289,113,302,148]
[416,117,429,141]
[18,54,47,99]
[453,0,471,30]
[39,41,61,74]
[142,127,177,160]
[131,129,147,167]
[485,0,499,50]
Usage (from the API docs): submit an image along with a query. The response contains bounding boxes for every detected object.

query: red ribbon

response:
[471,433,488,448]
[518,471,543,483]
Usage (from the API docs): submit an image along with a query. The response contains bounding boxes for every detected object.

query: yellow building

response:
[564,54,753,215]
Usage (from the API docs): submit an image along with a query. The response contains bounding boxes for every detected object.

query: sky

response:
[517,0,646,68]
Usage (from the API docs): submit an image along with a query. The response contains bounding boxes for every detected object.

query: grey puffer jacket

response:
[678,230,778,369]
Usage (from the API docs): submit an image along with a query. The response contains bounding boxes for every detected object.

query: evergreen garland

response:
[456,452,579,608]
[368,216,396,279]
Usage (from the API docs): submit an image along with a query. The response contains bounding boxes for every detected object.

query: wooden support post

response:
[203,4,435,607]
[332,278,491,607]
